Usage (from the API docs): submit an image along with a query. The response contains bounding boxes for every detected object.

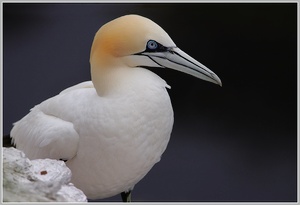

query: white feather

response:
[11,68,174,199]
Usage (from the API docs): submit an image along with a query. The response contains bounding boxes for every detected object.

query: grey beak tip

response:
[218,80,222,87]
[211,73,222,87]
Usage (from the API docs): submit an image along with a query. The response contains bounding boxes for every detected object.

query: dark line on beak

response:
[172,51,214,77]
[134,51,216,83]
[134,53,167,68]
[147,51,214,80]
[148,56,166,68]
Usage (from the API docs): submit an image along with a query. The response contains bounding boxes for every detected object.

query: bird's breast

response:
[64,69,174,199]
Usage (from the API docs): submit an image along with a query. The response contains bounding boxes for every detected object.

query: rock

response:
[3,147,87,202]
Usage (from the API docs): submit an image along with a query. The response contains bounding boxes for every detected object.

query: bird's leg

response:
[121,190,132,202]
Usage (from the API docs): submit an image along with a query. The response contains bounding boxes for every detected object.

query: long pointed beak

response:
[143,47,222,86]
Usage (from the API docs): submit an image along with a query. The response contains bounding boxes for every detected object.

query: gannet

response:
[10,14,222,201]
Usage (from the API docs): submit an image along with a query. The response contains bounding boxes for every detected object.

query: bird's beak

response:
[138,47,222,86]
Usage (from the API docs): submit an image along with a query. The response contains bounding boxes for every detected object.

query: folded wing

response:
[10,82,94,160]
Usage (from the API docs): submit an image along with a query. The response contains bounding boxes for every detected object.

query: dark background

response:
[2,3,298,202]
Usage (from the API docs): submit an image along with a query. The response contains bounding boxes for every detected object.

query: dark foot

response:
[121,190,132,202]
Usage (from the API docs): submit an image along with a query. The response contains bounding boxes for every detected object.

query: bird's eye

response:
[147,40,158,50]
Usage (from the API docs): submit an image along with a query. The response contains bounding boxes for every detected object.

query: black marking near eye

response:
[133,40,176,56]
[144,40,169,53]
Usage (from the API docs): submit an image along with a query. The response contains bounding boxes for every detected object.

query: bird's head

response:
[90,14,221,95]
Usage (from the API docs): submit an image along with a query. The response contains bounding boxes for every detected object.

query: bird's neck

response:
[91,59,133,97]
[90,50,121,96]
[91,63,169,99]
[91,68,115,97]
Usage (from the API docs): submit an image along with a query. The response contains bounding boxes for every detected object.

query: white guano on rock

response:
[3,147,87,202]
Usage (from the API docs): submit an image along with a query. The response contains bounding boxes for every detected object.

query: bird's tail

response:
[3,134,15,148]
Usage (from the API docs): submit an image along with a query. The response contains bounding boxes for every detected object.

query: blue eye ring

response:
[147,40,158,50]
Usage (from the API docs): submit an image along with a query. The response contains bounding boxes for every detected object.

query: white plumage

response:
[11,14,221,200]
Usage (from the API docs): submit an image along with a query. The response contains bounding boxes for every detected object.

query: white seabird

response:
[10,14,222,201]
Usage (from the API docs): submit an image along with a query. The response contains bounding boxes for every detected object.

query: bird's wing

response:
[11,105,80,161]
[10,82,95,161]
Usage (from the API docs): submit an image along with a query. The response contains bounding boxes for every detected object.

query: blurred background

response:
[3,3,297,202]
